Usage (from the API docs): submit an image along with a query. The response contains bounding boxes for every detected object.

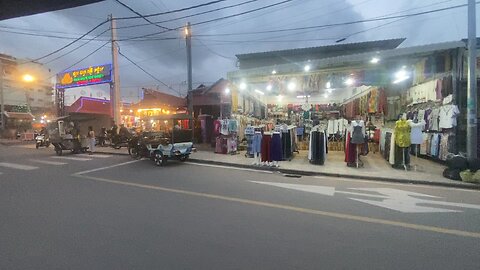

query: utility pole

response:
[185,22,194,135]
[110,14,122,130]
[467,0,477,159]
[0,62,4,130]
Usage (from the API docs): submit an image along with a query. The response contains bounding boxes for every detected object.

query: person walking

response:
[87,126,95,155]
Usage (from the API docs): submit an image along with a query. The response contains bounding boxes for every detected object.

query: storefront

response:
[219,38,477,176]
[127,88,187,131]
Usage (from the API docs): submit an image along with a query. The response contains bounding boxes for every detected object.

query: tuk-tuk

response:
[143,114,196,166]
[48,116,89,156]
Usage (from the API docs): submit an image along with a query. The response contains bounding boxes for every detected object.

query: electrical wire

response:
[48,41,110,80]
[114,0,260,30]
[118,49,181,95]
[23,19,110,64]
[0,28,110,41]
[114,0,171,30]
[114,0,228,20]
[194,38,236,60]
[117,0,293,41]
[44,28,111,64]
[194,1,478,37]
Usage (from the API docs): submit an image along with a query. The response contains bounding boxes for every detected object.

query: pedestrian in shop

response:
[87,126,95,155]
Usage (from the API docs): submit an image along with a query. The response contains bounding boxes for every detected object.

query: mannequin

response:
[394,114,411,171]
[252,131,262,165]
[350,116,365,168]
[407,115,426,171]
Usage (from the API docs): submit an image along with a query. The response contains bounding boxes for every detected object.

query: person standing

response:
[87,126,95,155]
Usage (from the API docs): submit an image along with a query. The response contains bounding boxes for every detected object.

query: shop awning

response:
[3,112,34,120]
[66,97,111,116]
[228,40,467,81]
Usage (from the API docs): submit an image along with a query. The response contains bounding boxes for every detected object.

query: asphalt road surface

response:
[1,144,480,269]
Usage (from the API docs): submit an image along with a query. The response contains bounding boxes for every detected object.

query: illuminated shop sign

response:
[56,64,112,89]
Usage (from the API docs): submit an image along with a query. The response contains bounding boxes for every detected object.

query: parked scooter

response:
[35,134,50,149]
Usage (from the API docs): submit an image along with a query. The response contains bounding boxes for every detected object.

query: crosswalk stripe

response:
[30,160,67,165]
[0,162,38,170]
[51,156,92,161]
[77,154,112,158]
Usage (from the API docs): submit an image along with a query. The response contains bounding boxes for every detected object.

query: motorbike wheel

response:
[36,143,40,149]
[55,148,62,156]
[113,144,121,149]
[154,153,166,166]
[179,155,188,162]
[46,142,50,148]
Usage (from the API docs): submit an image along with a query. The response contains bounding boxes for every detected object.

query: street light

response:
[22,74,35,82]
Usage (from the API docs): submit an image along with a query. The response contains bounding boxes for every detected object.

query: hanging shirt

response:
[394,119,411,147]
[438,104,460,129]
[428,108,440,131]
[408,120,425,145]
[228,119,238,133]
[220,119,229,135]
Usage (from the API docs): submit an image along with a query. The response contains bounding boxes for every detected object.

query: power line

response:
[48,41,110,80]
[118,0,293,41]
[114,0,228,20]
[118,49,181,95]
[44,28,111,64]
[24,19,110,64]
[114,0,171,30]
[114,0,260,30]
[0,28,110,41]
[194,38,237,60]
[194,1,479,37]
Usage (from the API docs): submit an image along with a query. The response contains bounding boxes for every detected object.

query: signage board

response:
[56,64,112,89]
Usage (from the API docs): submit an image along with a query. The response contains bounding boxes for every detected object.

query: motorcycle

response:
[110,134,130,149]
[35,134,50,149]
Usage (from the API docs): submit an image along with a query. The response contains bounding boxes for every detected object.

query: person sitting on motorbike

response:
[119,124,131,139]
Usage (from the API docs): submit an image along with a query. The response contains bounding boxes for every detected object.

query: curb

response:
[92,150,480,190]
[187,158,480,190]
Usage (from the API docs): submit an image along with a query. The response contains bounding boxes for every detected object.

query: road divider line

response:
[73,160,140,175]
[313,176,480,192]
[185,162,273,174]
[77,154,112,158]
[30,160,67,165]
[0,162,38,170]
[74,174,480,239]
[51,156,92,161]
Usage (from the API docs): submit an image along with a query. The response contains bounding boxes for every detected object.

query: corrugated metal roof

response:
[235,38,406,60]
[228,40,467,80]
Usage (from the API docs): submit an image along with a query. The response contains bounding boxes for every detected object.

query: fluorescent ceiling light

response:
[296,95,311,98]
[344,77,354,86]
[287,82,296,91]
[224,88,230,94]
[239,82,247,90]
[266,84,272,91]
[272,70,277,75]
[304,65,311,72]
[370,57,380,64]
[326,81,331,89]
[255,89,265,95]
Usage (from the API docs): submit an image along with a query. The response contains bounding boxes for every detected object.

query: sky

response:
[0,0,478,104]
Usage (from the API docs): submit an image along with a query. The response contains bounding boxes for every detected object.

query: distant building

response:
[0,53,54,115]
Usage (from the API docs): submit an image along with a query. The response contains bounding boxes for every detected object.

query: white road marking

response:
[73,160,140,175]
[0,162,38,170]
[51,156,92,161]
[11,144,36,149]
[73,174,480,239]
[250,181,480,213]
[185,162,273,174]
[29,160,67,165]
[77,154,112,158]
[313,176,480,192]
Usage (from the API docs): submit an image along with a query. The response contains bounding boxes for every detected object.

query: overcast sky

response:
[0,0,478,103]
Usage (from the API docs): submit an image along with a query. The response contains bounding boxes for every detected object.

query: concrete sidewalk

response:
[94,146,480,190]
[0,139,34,146]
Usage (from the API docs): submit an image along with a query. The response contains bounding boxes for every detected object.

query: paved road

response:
[1,145,479,269]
